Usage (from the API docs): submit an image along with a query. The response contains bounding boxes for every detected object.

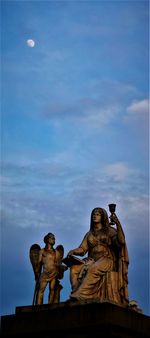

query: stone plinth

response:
[1,301,150,338]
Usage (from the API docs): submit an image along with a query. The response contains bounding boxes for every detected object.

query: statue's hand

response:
[110,213,120,225]
[67,250,74,257]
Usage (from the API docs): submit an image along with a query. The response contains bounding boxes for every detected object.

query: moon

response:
[26,39,35,48]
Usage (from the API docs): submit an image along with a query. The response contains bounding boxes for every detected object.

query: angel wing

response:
[56,244,64,260]
[56,244,68,279]
[29,243,42,280]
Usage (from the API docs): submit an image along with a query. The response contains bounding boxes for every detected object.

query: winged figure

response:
[29,233,67,305]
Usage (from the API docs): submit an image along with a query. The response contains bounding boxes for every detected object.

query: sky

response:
[1,0,149,316]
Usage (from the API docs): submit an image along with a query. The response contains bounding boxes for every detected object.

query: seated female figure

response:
[67,207,129,305]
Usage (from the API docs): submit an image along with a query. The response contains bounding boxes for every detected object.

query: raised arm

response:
[110,213,125,245]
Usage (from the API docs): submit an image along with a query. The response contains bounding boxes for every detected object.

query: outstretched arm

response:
[67,247,85,257]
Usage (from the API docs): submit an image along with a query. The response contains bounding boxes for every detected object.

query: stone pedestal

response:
[1,301,150,338]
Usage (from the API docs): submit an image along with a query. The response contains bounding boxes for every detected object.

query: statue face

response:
[92,209,102,223]
[47,234,55,245]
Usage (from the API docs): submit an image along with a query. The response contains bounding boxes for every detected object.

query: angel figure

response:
[29,232,67,305]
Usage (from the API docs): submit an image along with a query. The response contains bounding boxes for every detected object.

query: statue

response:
[64,205,129,306]
[29,232,67,305]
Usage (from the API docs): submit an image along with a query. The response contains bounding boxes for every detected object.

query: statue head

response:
[90,207,109,230]
[44,232,55,244]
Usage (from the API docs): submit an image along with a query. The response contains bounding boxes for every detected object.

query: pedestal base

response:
[1,301,150,338]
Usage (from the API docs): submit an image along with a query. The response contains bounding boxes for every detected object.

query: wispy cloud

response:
[42,79,138,129]
[127,99,149,115]
[103,162,136,183]
[44,99,120,128]
[2,157,148,230]
[124,98,149,142]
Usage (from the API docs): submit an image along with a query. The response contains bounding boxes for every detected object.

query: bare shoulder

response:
[85,231,91,238]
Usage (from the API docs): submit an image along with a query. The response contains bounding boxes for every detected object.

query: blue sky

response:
[1,0,149,316]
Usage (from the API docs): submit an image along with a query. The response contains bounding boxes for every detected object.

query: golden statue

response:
[29,232,67,305]
[64,206,129,305]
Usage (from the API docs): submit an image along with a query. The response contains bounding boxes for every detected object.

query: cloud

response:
[103,162,136,183]
[43,98,121,130]
[127,99,149,115]
[124,98,149,148]
[2,157,148,225]
[3,157,148,240]
[43,79,138,129]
